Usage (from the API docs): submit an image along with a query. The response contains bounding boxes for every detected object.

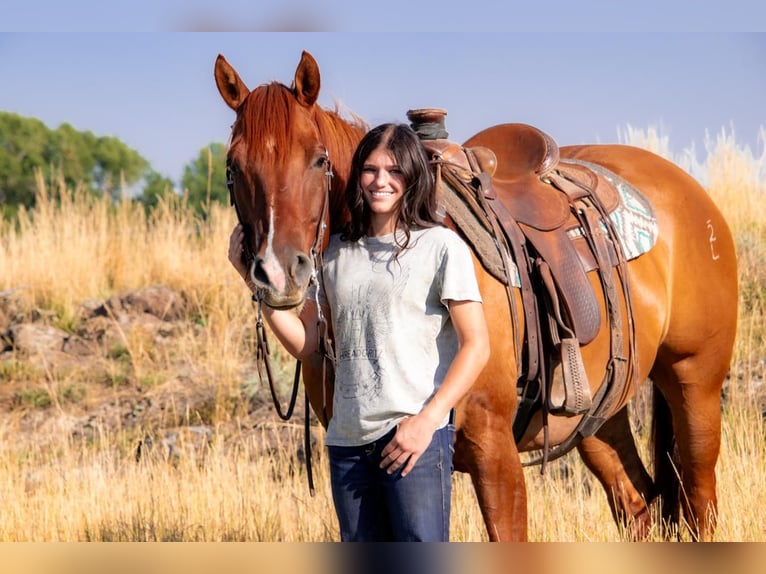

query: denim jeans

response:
[327,423,455,542]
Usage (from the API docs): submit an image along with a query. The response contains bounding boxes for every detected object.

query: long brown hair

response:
[341,123,441,250]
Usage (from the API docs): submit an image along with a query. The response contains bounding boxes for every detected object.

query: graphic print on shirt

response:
[335,263,410,401]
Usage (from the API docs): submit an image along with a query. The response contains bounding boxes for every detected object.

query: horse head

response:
[214,51,363,309]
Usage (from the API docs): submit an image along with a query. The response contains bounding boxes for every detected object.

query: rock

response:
[78,298,106,320]
[123,285,186,321]
[128,312,175,338]
[135,425,214,464]
[75,315,125,349]
[61,334,98,356]
[0,306,9,334]
[9,323,68,354]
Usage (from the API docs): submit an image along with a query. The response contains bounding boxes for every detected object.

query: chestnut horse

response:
[214,51,738,541]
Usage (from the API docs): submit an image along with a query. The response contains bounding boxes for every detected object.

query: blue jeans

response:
[327,424,455,542]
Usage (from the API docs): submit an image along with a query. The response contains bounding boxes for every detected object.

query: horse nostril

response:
[251,254,311,292]
[292,253,313,284]
[251,258,270,286]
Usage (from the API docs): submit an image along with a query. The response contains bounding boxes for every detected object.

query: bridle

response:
[226,152,335,496]
[225,154,333,287]
[226,158,257,274]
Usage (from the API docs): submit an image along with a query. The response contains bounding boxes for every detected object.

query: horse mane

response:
[314,104,368,230]
[314,103,368,180]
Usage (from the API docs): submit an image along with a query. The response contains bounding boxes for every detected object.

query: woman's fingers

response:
[380,419,429,477]
[381,446,408,473]
[228,225,248,275]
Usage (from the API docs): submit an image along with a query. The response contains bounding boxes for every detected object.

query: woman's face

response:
[360,145,406,236]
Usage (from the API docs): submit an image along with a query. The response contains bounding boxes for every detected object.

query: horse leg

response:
[649,222,735,541]
[450,258,527,541]
[454,401,528,541]
[577,406,655,540]
[651,353,726,541]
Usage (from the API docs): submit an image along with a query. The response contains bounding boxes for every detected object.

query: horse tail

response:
[651,384,681,536]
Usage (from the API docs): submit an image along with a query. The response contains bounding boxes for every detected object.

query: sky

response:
[3,1,765,33]
[1,31,764,188]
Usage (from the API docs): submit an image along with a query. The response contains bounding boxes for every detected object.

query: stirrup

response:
[548,337,592,416]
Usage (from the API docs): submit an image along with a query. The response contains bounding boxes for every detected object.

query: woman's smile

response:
[361,146,405,236]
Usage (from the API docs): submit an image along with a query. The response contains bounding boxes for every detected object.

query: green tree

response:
[180,142,228,215]
[0,112,49,212]
[92,135,148,200]
[47,123,96,190]
[0,112,153,216]
[139,170,178,210]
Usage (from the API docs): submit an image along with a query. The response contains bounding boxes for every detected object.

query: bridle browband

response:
[226,151,335,496]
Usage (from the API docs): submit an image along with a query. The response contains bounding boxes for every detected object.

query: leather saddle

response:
[429,123,622,346]
[414,117,637,464]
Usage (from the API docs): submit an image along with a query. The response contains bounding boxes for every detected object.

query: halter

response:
[226,152,335,496]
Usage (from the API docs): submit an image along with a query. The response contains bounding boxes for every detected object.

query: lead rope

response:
[232,155,309,485]
[252,292,312,494]
[253,293,302,420]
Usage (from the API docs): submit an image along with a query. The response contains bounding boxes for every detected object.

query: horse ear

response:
[293,50,321,107]
[214,54,250,110]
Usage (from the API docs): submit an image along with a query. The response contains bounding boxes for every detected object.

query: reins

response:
[227,155,335,497]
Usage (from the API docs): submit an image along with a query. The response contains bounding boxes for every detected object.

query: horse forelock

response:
[232,82,298,165]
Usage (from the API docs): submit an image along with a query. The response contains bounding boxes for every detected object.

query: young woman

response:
[228,123,489,541]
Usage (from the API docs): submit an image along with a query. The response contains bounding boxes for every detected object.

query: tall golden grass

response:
[0,127,764,541]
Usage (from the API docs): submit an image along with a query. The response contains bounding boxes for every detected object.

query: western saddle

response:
[408,109,638,467]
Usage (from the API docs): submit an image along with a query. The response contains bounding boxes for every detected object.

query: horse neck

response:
[314,108,366,234]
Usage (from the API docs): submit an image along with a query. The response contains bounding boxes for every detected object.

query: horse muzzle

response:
[249,252,313,310]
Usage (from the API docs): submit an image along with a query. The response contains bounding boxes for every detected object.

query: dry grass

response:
[0,128,764,541]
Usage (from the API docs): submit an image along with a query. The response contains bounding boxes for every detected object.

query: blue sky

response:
[3,1,765,33]
[1,32,764,187]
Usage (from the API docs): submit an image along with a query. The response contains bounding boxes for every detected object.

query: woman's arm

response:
[380,298,490,476]
[261,302,322,361]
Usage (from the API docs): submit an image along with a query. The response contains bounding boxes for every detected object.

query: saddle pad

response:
[562,159,658,260]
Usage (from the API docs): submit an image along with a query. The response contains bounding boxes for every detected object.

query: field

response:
[0,126,764,541]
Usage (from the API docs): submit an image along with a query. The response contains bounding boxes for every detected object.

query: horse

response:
[214,50,738,541]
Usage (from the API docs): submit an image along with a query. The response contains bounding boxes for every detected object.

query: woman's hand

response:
[380,413,439,477]
[228,224,250,281]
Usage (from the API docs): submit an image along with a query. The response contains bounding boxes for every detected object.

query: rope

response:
[411,121,449,141]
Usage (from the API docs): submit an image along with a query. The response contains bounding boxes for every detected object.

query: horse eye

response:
[313,155,328,169]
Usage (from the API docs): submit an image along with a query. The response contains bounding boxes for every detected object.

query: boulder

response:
[9,323,68,354]
[123,285,186,321]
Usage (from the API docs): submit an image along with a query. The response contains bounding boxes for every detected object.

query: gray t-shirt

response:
[316,226,482,447]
